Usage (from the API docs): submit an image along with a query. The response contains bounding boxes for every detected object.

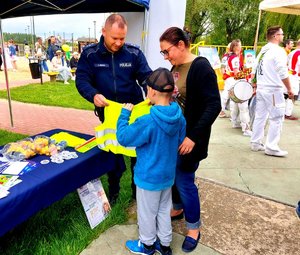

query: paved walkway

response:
[0,94,300,254]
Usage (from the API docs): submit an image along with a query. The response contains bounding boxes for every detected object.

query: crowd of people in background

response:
[0,35,81,85]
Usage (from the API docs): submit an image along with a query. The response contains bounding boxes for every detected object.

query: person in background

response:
[51,50,72,85]
[8,39,18,71]
[219,42,231,118]
[35,37,49,73]
[24,43,30,58]
[251,26,294,157]
[64,48,71,68]
[284,39,300,120]
[0,46,3,71]
[118,68,186,255]
[159,27,221,253]
[70,51,79,70]
[283,39,294,55]
[47,36,60,61]
[70,51,79,81]
[76,13,152,204]
[3,41,13,70]
[227,40,252,136]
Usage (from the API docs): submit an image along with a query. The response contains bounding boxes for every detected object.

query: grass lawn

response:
[0,130,133,255]
[0,81,94,111]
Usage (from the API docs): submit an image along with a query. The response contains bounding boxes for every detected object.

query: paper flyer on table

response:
[0,186,9,199]
[2,162,29,175]
[77,178,111,229]
[0,174,19,189]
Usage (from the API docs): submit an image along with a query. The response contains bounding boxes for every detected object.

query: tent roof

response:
[259,0,300,15]
[0,0,149,19]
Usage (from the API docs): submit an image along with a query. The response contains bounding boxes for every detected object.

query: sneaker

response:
[71,76,76,81]
[265,149,288,157]
[125,240,155,255]
[285,115,298,120]
[155,240,172,255]
[232,123,242,128]
[64,81,70,85]
[219,111,227,118]
[251,143,265,152]
[296,201,300,219]
[243,130,253,137]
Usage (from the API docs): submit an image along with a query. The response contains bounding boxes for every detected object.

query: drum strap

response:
[252,49,269,83]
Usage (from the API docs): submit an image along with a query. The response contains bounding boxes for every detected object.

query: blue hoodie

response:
[117,102,186,191]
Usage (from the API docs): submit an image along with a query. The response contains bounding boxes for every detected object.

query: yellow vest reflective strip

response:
[95,99,151,157]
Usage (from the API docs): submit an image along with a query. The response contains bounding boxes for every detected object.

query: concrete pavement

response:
[0,97,299,254]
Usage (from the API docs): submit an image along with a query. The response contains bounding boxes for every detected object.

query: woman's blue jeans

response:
[172,156,201,230]
[39,59,49,72]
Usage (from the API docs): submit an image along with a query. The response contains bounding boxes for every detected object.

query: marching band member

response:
[219,43,231,118]
[285,40,300,120]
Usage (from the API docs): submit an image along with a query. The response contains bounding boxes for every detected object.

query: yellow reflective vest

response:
[95,99,151,157]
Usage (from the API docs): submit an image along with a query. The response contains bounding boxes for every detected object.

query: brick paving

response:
[0,99,99,136]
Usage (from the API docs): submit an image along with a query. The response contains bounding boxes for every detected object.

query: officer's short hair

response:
[105,14,127,29]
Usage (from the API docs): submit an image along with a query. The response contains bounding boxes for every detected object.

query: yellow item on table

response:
[95,99,151,157]
[50,132,86,147]
[75,137,97,153]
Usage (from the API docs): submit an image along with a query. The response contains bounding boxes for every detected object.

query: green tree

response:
[185,0,212,43]
[259,12,300,44]
[185,0,260,45]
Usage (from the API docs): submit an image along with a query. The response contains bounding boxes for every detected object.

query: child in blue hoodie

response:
[117,68,186,255]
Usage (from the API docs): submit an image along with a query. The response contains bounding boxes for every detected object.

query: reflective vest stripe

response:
[95,99,151,157]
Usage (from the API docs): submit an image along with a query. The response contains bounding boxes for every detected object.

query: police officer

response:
[76,13,152,204]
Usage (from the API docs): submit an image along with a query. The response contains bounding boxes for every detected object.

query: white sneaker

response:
[64,81,70,85]
[71,76,76,81]
[251,143,265,152]
[265,149,288,157]
[232,123,242,128]
[243,130,253,137]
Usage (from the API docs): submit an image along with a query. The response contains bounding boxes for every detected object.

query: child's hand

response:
[123,103,134,111]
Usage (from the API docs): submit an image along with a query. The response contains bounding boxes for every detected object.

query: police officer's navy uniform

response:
[76,35,152,202]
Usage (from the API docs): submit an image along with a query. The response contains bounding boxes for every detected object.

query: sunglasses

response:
[160,44,175,57]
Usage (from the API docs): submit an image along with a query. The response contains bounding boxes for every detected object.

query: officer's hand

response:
[94,94,109,107]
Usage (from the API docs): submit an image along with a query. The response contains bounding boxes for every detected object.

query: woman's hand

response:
[179,137,195,155]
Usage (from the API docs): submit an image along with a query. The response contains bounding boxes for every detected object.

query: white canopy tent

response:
[0,0,186,127]
[254,0,300,50]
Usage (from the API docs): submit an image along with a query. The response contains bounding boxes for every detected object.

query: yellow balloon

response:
[62,44,70,52]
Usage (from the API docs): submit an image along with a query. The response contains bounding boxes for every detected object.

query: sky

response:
[1,13,108,41]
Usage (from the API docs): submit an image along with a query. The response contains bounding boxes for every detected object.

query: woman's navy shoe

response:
[181,232,201,253]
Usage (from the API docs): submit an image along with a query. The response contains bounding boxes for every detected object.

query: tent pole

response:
[142,9,149,56]
[254,10,262,52]
[0,18,14,127]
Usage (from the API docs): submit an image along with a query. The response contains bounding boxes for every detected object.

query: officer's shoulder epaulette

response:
[124,43,141,56]
[125,43,140,49]
[82,43,98,55]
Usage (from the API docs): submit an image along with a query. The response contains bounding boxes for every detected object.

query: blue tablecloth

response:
[0,129,116,237]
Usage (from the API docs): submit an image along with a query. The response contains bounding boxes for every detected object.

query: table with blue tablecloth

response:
[0,129,116,237]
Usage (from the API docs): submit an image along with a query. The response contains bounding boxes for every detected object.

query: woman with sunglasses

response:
[159,27,221,253]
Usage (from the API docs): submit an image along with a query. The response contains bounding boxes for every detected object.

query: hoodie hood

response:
[150,102,183,136]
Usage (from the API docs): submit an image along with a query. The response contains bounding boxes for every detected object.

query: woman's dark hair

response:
[160,27,190,48]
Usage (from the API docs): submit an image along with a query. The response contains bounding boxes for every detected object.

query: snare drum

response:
[229,80,253,103]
